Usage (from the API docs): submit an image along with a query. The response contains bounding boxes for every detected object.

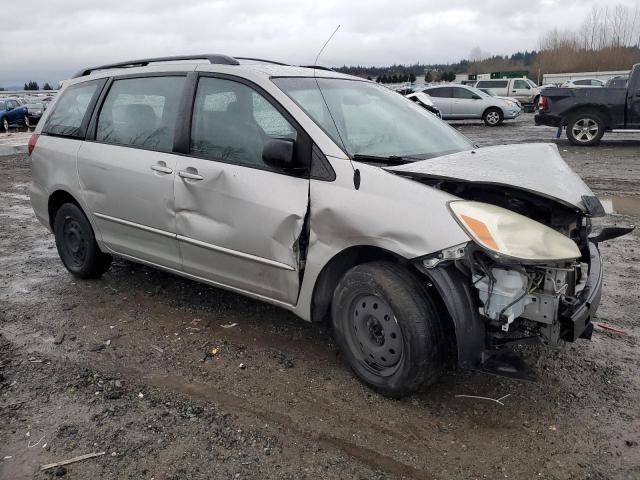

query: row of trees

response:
[376,73,416,84]
[533,4,640,74]
[23,81,54,91]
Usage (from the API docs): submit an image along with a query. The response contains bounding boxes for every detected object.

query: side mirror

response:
[263,138,295,170]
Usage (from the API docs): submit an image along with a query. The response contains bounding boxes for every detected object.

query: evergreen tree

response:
[425,71,432,83]
[24,83,29,90]
[409,73,416,83]
[43,83,53,90]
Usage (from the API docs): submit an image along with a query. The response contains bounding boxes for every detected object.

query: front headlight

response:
[448,201,581,261]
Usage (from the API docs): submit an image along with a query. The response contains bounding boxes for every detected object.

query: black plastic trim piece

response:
[234,57,289,66]
[419,263,486,368]
[310,144,336,182]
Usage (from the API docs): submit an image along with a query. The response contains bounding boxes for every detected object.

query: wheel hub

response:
[351,295,403,370]
[63,219,86,264]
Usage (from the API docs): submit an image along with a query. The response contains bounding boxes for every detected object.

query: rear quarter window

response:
[43,80,103,138]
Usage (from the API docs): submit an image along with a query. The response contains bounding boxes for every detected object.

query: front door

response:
[78,75,186,269]
[510,79,533,103]
[174,75,310,305]
[450,87,479,117]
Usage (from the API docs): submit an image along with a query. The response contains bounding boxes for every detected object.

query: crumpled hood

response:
[386,143,597,213]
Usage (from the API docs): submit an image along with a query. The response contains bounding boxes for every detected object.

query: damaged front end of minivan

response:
[389,143,630,380]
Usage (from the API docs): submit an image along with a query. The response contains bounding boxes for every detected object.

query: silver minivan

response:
[29,55,614,397]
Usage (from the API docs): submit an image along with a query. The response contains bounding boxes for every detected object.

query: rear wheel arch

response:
[48,190,82,230]
[563,106,612,129]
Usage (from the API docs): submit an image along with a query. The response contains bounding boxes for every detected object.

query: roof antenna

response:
[312,25,360,190]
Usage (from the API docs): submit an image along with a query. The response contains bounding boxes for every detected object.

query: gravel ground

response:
[1,113,639,479]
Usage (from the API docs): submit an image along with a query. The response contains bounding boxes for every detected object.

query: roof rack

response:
[298,65,335,72]
[72,54,240,78]
[234,57,289,66]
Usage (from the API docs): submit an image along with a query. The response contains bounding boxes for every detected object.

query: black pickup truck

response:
[535,63,640,146]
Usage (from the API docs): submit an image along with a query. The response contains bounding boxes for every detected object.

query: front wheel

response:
[2,117,8,132]
[24,116,30,129]
[483,107,504,126]
[53,203,112,279]
[566,112,605,146]
[331,262,445,398]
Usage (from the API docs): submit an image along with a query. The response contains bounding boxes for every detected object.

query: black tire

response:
[483,107,504,126]
[533,95,540,110]
[566,111,605,146]
[53,203,112,279]
[331,262,445,398]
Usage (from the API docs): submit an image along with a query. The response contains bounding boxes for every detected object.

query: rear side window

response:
[513,80,530,89]
[425,87,452,98]
[44,81,102,138]
[96,76,186,152]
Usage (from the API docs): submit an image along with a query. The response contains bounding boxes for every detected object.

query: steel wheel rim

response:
[347,294,404,377]
[572,118,598,142]
[487,111,500,124]
[62,217,87,267]
[2,119,7,131]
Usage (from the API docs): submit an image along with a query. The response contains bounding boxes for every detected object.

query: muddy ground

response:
[1,114,639,479]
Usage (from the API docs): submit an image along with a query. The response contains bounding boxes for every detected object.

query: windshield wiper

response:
[352,154,414,165]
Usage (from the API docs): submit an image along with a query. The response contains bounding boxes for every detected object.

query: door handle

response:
[150,164,173,174]
[178,170,204,181]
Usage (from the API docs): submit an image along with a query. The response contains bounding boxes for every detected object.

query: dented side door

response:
[173,159,309,305]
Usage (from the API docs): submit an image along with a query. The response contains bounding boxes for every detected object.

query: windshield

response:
[526,79,538,88]
[482,88,497,97]
[272,77,473,160]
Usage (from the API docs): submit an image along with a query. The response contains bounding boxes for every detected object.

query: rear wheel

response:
[483,107,504,126]
[24,116,30,129]
[331,262,445,398]
[53,203,112,279]
[2,117,8,132]
[566,112,605,146]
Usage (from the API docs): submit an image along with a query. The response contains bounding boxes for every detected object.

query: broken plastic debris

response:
[138,392,144,399]
[239,363,246,370]
[594,322,628,335]
[220,323,238,329]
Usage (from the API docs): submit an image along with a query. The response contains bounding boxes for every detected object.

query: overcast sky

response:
[1,0,637,86]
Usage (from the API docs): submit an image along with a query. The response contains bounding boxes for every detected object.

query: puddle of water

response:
[600,196,640,216]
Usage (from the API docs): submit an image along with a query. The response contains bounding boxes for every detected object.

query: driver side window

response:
[96,76,186,152]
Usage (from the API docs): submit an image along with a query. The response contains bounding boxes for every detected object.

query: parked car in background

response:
[477,88,522,108]
[422,84,521,126]
[536,63,640,145]
[474,78,541,106]
[605,75,629,88]
[25,101,46,127]
[0,97,29,131]
[29,54,616,397]
[405,91,441,117]
[561,78,605,88]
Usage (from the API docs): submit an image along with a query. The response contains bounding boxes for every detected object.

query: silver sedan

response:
[421,84,522,126]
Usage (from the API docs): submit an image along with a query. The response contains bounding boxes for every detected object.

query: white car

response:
[561,78,605,88]
[422,84,521,126]
[404,91,441,117]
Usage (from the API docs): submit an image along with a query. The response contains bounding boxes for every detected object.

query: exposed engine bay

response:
[416,178,595,348]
